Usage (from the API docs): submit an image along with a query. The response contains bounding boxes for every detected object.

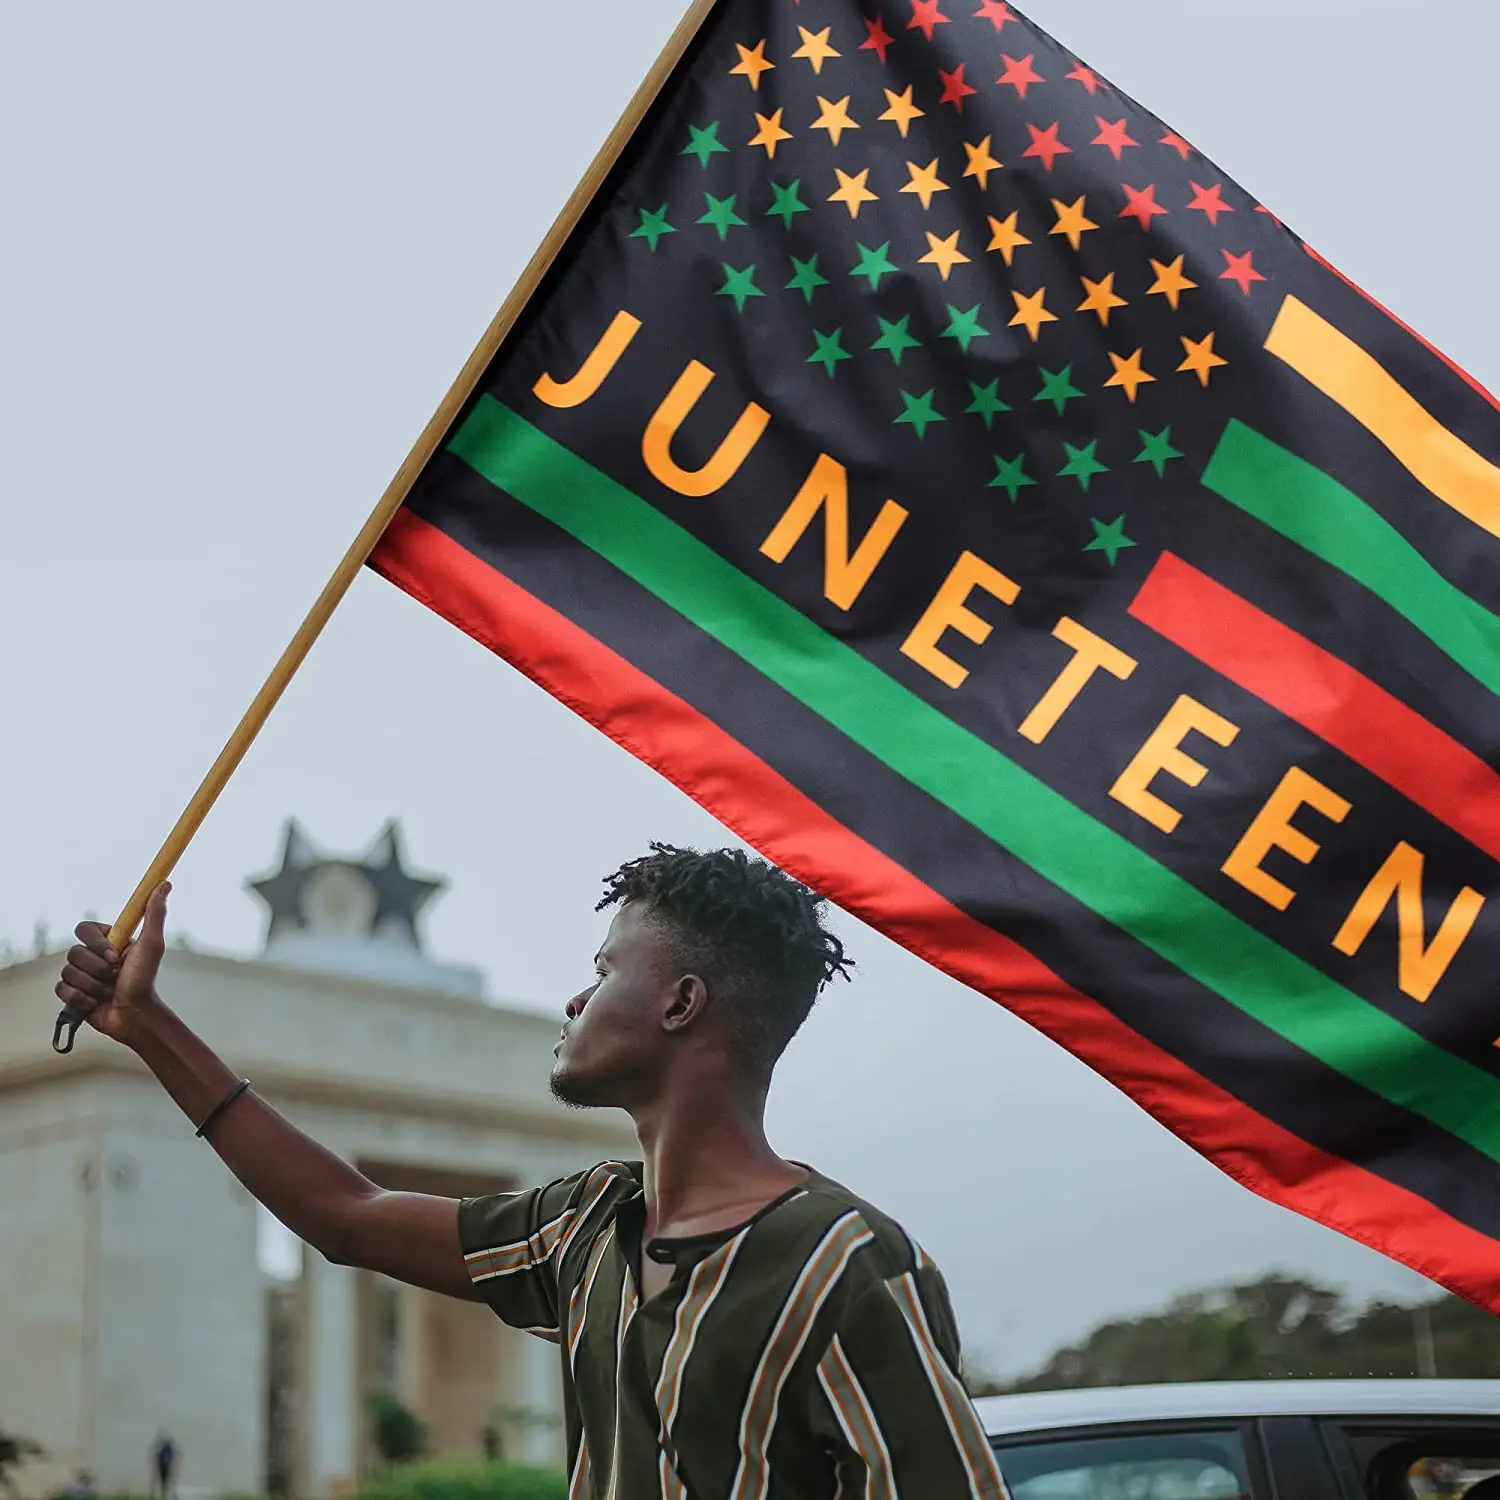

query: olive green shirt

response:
[460,1160,1009,1499]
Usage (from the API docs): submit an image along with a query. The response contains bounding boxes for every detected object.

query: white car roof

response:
[977,1379,1500,1437]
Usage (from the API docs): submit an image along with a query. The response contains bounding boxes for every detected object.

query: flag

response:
[370,0,1500,1312]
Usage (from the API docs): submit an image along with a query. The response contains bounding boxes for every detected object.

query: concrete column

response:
[302,1249,359,1497]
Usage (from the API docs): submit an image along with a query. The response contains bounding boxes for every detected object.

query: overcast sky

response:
[2,1,1490,1378]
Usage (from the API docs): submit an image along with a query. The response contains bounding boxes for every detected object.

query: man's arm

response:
[56,884,478,1301]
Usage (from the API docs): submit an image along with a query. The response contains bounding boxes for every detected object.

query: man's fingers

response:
[57,964,114,1005]
[138,882,170,956]
[74,921,119,962]
[55,980,99,1012]
[66,945,116,984]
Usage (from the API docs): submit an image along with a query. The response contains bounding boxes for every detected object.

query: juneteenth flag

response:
[369,0,1500,1311]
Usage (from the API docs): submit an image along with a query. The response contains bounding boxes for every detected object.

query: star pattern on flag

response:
[626,0,1283,564]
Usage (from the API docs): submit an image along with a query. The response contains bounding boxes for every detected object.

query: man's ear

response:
[662,974,710,1033]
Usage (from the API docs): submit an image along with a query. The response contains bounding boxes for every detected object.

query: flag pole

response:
[53,0,721,1054]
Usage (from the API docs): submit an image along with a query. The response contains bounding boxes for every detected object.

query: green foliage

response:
[0,1429,43,1494]
[355,1458,567,1500]
[364,1393,429,1467]
[972,1274,1500,1395]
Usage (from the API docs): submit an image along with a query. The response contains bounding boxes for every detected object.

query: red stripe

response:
[1130,552,1500,864]
[1304,242,1500,415]
[370,507,1500,1314]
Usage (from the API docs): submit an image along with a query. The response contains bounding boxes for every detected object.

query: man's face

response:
[550,901,679,1109]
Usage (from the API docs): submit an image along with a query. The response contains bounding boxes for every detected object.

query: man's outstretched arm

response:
[56,883,478,1301]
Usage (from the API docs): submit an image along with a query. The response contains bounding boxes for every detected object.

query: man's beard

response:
[549,1066,592,1110]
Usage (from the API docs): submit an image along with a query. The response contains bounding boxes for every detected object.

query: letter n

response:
[759,455,908,610]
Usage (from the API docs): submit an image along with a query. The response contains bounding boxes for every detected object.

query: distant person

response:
[56,847,1010,1498]
[63,1472,96,1500]
[150,1434,175,1500]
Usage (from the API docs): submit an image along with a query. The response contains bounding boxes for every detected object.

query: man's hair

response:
[598,843,852,1073]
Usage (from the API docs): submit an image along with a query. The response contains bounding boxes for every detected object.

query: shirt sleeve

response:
[812,1264,1011,1499]
[457,1162,618,1340]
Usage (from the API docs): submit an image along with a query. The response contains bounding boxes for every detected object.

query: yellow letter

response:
[533,310,642,408]
[900,551,1020,688]
[759,454,909,610]
[1110,696,1241,834]
[1222,767,1351,911]
[642,360,771,497]
[1333,842,1485,1003]
[1019,617,1138,745]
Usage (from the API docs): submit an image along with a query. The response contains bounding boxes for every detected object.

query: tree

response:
[365,1393,429,1467]
[972,1274,1500,1395]
[0,1429,43,1497]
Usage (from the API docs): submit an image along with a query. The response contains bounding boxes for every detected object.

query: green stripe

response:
[1203,419,1500,697]
[450,396,1500,1161]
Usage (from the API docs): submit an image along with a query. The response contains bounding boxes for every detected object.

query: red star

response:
[1090,116,1138,160]
[1255,204,1284,227]
[1119,183,1167,230]
[939,63,978,111]
[861,14,896,63]
[974,0,1015,29]
[1022,122,1071,172]
[1160,130,1192,159]
[1066,63,1100,94]
[996,53,1045,98]
[908,0,951,41]
[1220,249,1266,294]
[1187,181,1233,225]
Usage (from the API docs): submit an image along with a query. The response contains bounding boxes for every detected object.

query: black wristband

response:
[196,1078,251,1139]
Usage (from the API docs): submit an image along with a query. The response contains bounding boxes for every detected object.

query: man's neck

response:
[632,1086,808,1242]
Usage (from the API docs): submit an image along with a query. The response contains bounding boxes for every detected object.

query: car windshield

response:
[995,1428,1253,1499]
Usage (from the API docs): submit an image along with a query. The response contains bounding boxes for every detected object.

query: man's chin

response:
[549,1065,598,1111]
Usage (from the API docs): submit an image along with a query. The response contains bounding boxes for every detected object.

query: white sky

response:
[2,0,1487,1377]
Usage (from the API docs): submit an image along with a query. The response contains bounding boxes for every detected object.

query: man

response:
[56,843,1008,1499]
[149,1434,175,1500]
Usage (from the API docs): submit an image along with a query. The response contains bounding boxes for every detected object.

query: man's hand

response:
[55,882,171,1048]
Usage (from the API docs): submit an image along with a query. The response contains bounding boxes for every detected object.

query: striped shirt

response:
[459,1161,1009,1499]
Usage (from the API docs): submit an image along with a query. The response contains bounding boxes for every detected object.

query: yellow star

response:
[793,25,840,74]
[1104,348,1156,403]
[730,39,775,90]
[1179,331,1228,386]
[1147,254,1199,311]
[878,85,924,138]
[1078,272,1127,327]
[811,94,860,146]
[985,211,1031,267]
[901,158,950,210]
[749,108,793,159]
[1009,287,1057,342]
[1049,195,1098,252]
[919,229,970,281]
[962,136,1003,190]
[829,167,878,219]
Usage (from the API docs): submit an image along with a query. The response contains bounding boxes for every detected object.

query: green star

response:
[716,263,764,313]
[1058,440,1110,492]
[850,241,900,291]
[808,327,852,378]
[1135,425,1185,478]
[965,379,1011,429]
[941,303,990,354]
[766,179,810,230]
[871,315,921,365]
[682,121,729,168]
[988,453,1036,503]
[630,204,675,252]
[895,388,945,439]
[1034,364,1085,416]
[786,253,828,304]
[1085,514,1138,566]
[698,192,747,241]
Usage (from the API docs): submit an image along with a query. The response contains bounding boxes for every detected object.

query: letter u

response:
[643,361,771,498]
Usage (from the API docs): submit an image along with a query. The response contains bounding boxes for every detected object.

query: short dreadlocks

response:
[598,843,852,1074]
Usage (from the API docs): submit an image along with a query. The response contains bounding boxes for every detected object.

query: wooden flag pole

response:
[53,0,721,1054]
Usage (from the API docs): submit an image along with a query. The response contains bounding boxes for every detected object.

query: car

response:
[975,1378,1500,1498]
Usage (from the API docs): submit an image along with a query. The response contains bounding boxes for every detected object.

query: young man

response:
[56,843,1008,1499]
